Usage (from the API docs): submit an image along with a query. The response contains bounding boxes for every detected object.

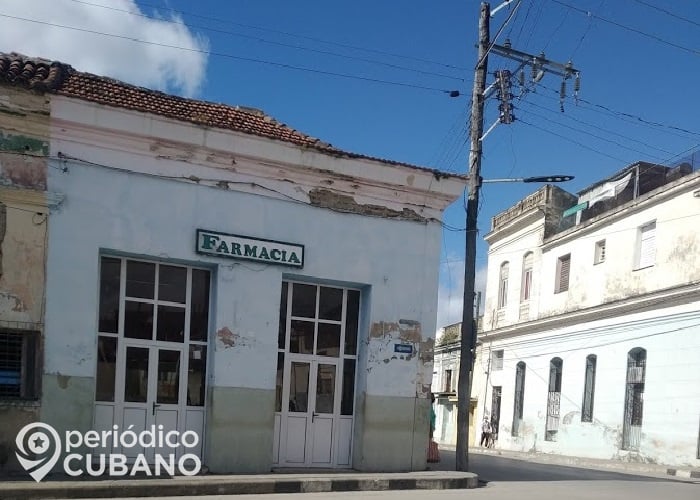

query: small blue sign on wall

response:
[394,344,413,354]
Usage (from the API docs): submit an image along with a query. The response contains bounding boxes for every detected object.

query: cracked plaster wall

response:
[0,86,50,474]
[42,102,445,471]
[475,302,700,468]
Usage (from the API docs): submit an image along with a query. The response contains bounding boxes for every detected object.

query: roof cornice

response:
[479,281,700,341]
[50,100,465,218]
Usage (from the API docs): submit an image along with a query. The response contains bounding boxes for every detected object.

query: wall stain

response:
[57,373,71,389]
[0,291,26,312]
[370,321,400,339]
[0,153,46,189]
[308,188,426,221]
[216,327,238,348]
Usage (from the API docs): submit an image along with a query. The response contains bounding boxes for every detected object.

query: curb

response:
[442,445,699,479]
[666,468,700,479]
[0,472,479,499]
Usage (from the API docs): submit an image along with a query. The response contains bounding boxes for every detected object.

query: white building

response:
[473,161,700,467]
[0,52,466,474]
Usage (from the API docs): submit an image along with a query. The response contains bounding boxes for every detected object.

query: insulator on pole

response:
[574,72,581,92]
[560,80,566,99]
[519,70,525,87]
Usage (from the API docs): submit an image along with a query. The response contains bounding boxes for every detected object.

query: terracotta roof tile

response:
[0,52,458,175]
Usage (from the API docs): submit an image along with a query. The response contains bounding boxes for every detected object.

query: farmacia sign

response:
[196,229,304,268]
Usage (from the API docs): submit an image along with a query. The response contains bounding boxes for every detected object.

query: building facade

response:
[0,71,58,473]
[474,162,700,467]
[431,322,480,448]
[0,53,466,474]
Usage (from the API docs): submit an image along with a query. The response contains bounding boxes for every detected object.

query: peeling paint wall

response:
[0,86,50,473]
[309,188,426,222]
[476,302,700,468]
[42,97,447,472]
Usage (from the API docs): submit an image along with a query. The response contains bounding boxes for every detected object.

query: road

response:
[65,450,699,500]
[437,448,682,483]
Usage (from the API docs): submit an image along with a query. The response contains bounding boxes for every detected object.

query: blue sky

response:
[3,0,699,330]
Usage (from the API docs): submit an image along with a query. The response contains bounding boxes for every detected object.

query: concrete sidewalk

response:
[437,445,700,479]
[0,470,479,499]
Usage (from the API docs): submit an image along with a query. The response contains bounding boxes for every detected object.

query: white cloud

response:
[436,259,487,339]
[0,0,208,97]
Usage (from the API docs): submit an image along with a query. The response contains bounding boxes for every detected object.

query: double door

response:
[120,343,186,461]
[282,358,339,466]
[94,258,209,463]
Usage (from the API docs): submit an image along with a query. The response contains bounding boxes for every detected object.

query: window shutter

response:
[521,253,534,302]
[558,256,571,292]
[638,222,656,268]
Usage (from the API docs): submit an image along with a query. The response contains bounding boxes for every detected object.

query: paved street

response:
[92,480,699,500]
[434,449,681,482]
[63,450,698,500]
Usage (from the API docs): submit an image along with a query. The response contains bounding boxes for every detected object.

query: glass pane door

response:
[314,364,336,414]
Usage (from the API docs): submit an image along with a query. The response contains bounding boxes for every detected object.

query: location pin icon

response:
[15,423,62,482]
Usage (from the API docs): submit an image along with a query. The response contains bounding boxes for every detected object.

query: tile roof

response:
[0,52,458,176]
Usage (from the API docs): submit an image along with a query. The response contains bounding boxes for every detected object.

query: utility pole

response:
[455,1,580,473]
[456,1,490,472]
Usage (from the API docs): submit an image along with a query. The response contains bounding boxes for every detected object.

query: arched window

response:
[623,348,646,450]
[545,357,563,441]
[498,262,509,309]
[581,354,597,422]
[512,361,526,437]
[521,252,534,302]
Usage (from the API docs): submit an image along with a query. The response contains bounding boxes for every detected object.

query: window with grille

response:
[623,348,647,450]
[546,357,563,441]
[636,222,656,269]
[555,254,571,293]
[498,262,509,309]
[521,252,533,302]
[0,330,39,400]
[491,349,504,371]
[594,240,606,265]
[581,354,597,422]
[512,361,526,437]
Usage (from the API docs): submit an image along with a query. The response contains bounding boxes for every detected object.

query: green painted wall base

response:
[40,374,94,439]
[205,386,275,473]
[354,394,429,472]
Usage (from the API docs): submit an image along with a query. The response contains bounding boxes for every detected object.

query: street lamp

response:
[482,175,575,184]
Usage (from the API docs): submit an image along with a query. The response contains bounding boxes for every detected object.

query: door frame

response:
[279,355,342,467]
[93,256,211,463]
[274,281,360,468]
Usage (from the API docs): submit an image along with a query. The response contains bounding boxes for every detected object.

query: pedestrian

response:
[480,417,491,447]
[427,393,440,463]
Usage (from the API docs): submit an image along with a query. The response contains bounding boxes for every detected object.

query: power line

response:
[67,0,467,83]
[551,0,700,57]
[85,0,469,73]
[542,6,571,52]
[0,13,462,96]
[517,102,669,161]
[517,117,629,163]
[629,0,700,30]
[520,98,676,156]
[497,318,700,361]
[570,0,604,58]
[536,84,700,140]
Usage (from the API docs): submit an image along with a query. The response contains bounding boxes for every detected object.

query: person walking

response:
[479,417,491,447]
[427,393,440,463]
